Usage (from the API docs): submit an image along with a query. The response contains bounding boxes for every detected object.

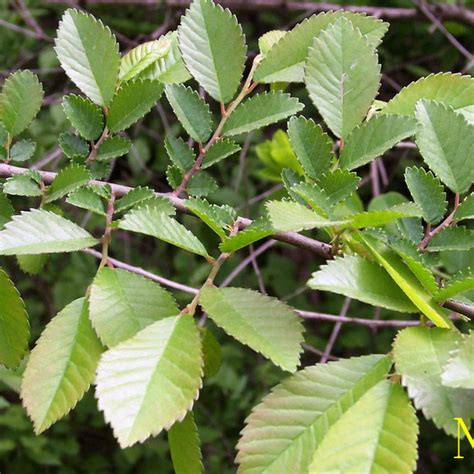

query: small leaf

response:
[95,315,203,448]
[346,204,422,230]
[0,268,29,369]
[237,355,391,474]
[287,116,333,179]
[415,100,474,194]
[4,174,41,197]
[219,218,273,252]
[340,115,417,170]
[200,287,303,372]
[114,186,158,213]
[168,411,203,474]
[455,194,474,222]
[107,80,164,133]
[404,167,447,224]
[186,198,236,239]
[427,226,474,252]
[46,164,91,203]
[178,0,246,103]
[434,269,474,302]
[201,138,240,169]
[0,194,14,228]
[17,254,48,275]
[119,205,208,257]
[317,169,360,204]
[10,140,36,162]
[21,298,103,433]
[165,136,195,171]
[96,136,132,161]
[201,328,221,377]
[0,70,43,136]
[222,92,303,137]
[187,172,218,197]
[304,17,380,139]
[89,268,179,347]
[441,332,474,389]
[62,94,104,140]
[291,182,332,217]
[308,381,418,474]
[165,84,213,142]
[55,9,120,106]
[59,132,89,160]
[0,209,98,255]
[66,186,106,216]
[393,327,474,436]
[308,255,417,313]
[258,30,286,56]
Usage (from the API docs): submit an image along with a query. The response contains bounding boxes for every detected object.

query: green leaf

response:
[287,116,333,179]
[168,411,203,474]
[114,186,158,213]
[62,95,104,140]
[45,164,91,203]
[455,194,474,222]
[201,138,240,169]
[258,30,286,56]
[291,182,332,217]
[119,37,171,82]
[21,298,103,433]
[66,186,106,215]
[10,140,36,163]
[165,136,195,172]
[236,355,391,474]
[308,381,418,474]
[3,175,41,197]
[222,92,303,137]
[254,11,388,83]
[428,227,474,252]
[308,255,417,313]
[340,115,417,170]
[434,270,474,302]
[187,172,217,198]
[200,287,303,372]
[17,254,48,275]
[415,100,474,194]
[0,70,43,136]
[89,268,179,347]
[165,84,213,142]
[96,136,132,161]
[59,132,89,160]
[0,268,29,369]
[95,315,203,448]
[201,328,221,378]
[393,327,474,436]
[219,218,273,252]
[360,235,451,328]
[0,209,98,255]
[106,80,164,133]
[178,0,246,102]
[345,204,422,230]
[304,17,380,139]
[317,169,360,204]
[186,198,235,239]
[119,205,208,257]
[404,167,447,224]
[55,9,120,106]
[441,332,474,389]
[0,194,13,228]
[383,72,474,122]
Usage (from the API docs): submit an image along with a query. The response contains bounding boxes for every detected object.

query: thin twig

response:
[320,297,351,363]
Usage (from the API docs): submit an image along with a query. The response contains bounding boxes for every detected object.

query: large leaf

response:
[62,94,104,141]
[254,11,388,83]
[0,268,29,369]
[21,298,103,433]
[95,315,203,447]
[404,167,447,224]
[107,80,164,133]
[340,115,417,170]
[441,332,474,389]
[222,92,303,137]
[89,268,179,347]
[393,327,474,436]
[168,411,203,474]
[200,287,303,372]
[165,84,213,143]
[0,70,43,136]
[186,198,235,239]
[308,381,418,474]
[308,255,417,313]
[55,9,120,106]
[236,355,391,474]
[384,73,474,122]
[118,205,209,257]
[45,164,91,203]
[178,0,246,103]
[0,209,98,255]
[287,116,333,179]
[415,100,474,194]
[304,17,380,139]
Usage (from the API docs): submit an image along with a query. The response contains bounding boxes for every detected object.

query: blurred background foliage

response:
[0,0,473,472]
